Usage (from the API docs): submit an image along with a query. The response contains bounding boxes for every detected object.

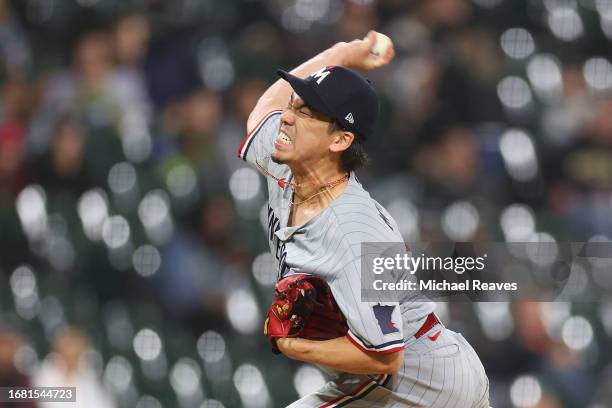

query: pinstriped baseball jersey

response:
[238,111,434,350]
[237,112,490,407]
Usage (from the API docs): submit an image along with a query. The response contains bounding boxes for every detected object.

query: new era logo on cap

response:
[345,113,354,124]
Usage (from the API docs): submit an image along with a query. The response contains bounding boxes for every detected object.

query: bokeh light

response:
[282,6,312,33]
[233,364,264,396]
[500,204,536,241]
[104,356,134,394]
[10,265,37,299]
[526,54,563,101]
[226,289,260,334]
[293,365,326,397]
[595,0,612,16]
[197,331,227,363]
[295,0,330,22]
[497,77,533,110]
[499,129,538,181]
[133,328,163,361]
[525,232,558,267]
[252,252,277,286]
[120,110,152,163]
[138,190,173,245]
[500,28,535,59]
[441,201,480,241]
[78,189,109,241]
[548,7,583,41]
[10,265,40,319]
[170,357,202,397]
[229,167,261,201]
[475,302,514,341]
[108,162,137,194]
[138,190,170,229]
[16,184,47,240]
[13,344,38,376]
[583,57,612,92]
[132,245,162,277]
[166,164,198,198]
[510,375,542,407]
[102,215,131,249]
[198,38,235,92]
[562,316,594,350]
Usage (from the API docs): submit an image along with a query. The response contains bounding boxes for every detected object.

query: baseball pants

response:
[287,327,490,407]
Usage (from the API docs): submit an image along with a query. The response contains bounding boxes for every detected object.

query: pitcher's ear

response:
[329,130,355,153]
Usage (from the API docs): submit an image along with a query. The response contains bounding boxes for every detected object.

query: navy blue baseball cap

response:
[277,66,379,140]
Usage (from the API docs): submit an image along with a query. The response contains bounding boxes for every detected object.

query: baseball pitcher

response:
[237,31,490,407]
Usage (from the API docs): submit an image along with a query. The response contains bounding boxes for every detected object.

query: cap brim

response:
[277,69,334,118]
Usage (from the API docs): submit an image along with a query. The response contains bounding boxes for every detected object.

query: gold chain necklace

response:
[290,175,349,206]
[255,157,349,206]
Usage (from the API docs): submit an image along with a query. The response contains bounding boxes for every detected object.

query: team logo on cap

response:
[311,67,331,84]
[345,112,354,124]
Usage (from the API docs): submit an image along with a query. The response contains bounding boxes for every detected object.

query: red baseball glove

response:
[264,274,348,354]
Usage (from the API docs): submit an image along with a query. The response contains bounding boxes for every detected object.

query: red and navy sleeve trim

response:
[237,110,282,161]
[346,330,405,354]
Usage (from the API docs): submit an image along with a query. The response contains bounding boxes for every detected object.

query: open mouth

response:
[276,131,292,145]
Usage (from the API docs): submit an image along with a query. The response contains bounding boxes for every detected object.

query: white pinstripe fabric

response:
[288,327,489,407]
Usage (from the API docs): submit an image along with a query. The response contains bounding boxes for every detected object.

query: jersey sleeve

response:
[331,244,405,354]
[236,110,282,166]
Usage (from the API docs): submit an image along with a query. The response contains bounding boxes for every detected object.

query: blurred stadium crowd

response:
[1,0,612,406]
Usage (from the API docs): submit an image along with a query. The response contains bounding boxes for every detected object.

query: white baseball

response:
[369,32,393,57]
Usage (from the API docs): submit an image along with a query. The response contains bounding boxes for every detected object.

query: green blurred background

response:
[0,0,612,407]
